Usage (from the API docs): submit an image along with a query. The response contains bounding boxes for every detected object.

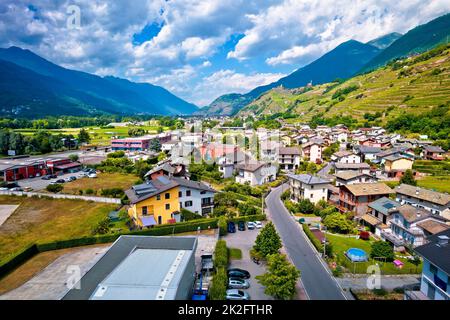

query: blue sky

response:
[0,1,449,106]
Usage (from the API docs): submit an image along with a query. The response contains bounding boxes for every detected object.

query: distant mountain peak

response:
[366,32,403,49]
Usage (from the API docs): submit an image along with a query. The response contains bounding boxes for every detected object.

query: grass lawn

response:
[416,175,450,193]
[228,248,242,260]
[0,195,116,264]
[62,172,140,196]
[327,234,422,274]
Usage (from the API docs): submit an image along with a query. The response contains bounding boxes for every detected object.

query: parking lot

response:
[222,222,273,300]
[15,171,91,191]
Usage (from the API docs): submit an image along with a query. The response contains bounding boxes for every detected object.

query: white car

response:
[88,173,97,178]
[247,221,256,230]
[228,278,250,289]
[225,289,250,300]
[254,221,263,229]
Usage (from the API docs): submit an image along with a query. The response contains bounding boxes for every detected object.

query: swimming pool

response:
[346,248,368,262]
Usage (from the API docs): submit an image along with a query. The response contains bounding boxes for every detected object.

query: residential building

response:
[235,162,276,186]
[111,136,154,152]
[301,141,323,163]
[64,235,197,300]
[331,150,361,164]
[287,174,330,204]
[395,184,450,216]
[384,205,448,250]
[260,140,280,162]
[354,146,382,161]
[363,197,400,236]
[144,162,188,180]
[423,145,446,161]
[339,183,393,216]
[376,147,415,164]
[173,177,216,216]
[279,146,302,171]
[405,230,450,300]
[334,171,378,186]
[125,176,181,227]
[334,162,371,175]
[383,155,414,178]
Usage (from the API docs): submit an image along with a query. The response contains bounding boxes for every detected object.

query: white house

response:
[395,184,450,216]
[331,150,361,164]
[278,146,302,171]
[334,172,378,186]
[301,141,323,163]
[287,173,330,204]
[173,177,216,216]
[235,162,277,186]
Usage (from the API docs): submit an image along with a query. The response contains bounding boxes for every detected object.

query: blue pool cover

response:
[346,248,368,262]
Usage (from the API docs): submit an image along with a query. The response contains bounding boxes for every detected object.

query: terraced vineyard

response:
[239,44,450,122]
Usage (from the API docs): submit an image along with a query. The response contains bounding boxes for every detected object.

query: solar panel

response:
[382,203,395,209]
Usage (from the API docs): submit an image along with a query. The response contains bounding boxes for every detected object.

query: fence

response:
[0,190,121,204]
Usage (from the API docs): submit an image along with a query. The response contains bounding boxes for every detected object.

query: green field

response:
[13,122,170,146]
[0,196,116,264]
[327,234,422,274]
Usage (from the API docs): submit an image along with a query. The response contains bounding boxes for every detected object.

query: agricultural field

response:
[0,196,116,264]
[62,172,140,196]
[13,122,170,146]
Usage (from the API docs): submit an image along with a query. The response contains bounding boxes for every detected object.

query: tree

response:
[150,139,161,152]
[371,241,395,262]
[400,169,417,186]
[253,222,282,257]
[69,154,79,162]
[297,199,315,214]
[78,128,91,144]
[157,151,167,162]
[323,212,354,234]
[256,253,300,300]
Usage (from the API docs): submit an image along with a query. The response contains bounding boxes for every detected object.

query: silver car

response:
[226,289,250,300]
[228,278,250,289]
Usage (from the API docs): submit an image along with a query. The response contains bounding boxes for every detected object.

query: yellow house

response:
[383,155,413,178]
[125,177,180,227]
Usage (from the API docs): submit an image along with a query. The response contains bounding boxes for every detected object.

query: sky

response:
[0,1,449,107]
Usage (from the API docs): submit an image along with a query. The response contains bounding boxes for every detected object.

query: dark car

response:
[50,174,57,179]
[227,221,236,233]
[41,175,51,180]
[55,179,66,184]
[68,176,77,181]
[238,221,246,231]
[227,268,250,279]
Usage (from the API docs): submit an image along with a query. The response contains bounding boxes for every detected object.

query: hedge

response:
[214,240,228,269]
[0,214,265,278]
[302,224,323,253]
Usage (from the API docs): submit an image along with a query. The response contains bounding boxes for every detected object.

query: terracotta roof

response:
[343,183,393,196]
[395,184,450,206]
[334,171,376,181]
[417,220,449,235]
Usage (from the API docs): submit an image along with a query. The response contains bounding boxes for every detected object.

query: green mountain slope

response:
[0,47,198,117]
[238,44,450,122]
[362,13,450,71]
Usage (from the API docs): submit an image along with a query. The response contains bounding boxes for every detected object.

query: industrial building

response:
[63,236,197,300]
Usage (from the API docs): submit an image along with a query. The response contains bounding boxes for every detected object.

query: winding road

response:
[265,184,347,300]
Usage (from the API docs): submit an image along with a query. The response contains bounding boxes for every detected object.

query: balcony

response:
[381,230,405,247]
[201,201,214,208]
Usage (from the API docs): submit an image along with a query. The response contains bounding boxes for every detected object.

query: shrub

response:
[46,184,63,193]
[323,212,354,234]
[218,216,228,236]
[92,217,111,235]
[100,188,125,198]
[214,240,228,269]
[302,224,323,252]
[209,267,228,300]
[371,241,395,262]
[180,208,202,221]
[359,231,370,240]
[85,188,95,195]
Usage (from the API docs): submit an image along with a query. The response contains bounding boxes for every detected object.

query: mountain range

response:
[0,47,198,118]
[198,13,450,116]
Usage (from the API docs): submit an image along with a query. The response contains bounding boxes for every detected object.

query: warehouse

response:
[63,235,197,300]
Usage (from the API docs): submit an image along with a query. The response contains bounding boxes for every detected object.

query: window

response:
[310,194,313,198]
[165,203,171,210]
[186,190,191,196]
[429,263,438,275]
[185,201,193,207]
[142,206,147,215]
[156,195,161,200]
[165,193,170,199]
[158,216,162,225]
[200,190,206,195]
[179,191,182,197]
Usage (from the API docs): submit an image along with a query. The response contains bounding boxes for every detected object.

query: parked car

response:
[247,221,255,230]
[55,179,66,184]
[10,187,23,192]
[254,221,263,229]
[88,173,97,178]
[227,268,250,279]
[228,277,250,289]
[41,175,52,180]
[226,289,250,300]
[238,221,246,231]
[50,174,57,179]
[23,186,33,192]
[66,176,77,182]
[227,221,236,233]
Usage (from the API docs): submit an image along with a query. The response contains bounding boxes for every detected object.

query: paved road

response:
[317,161,334,179]
[265,184,346,300]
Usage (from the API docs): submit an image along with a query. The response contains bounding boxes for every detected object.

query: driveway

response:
[222,226,273,300]
[317,161,334,179]
[266,184,347,300]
